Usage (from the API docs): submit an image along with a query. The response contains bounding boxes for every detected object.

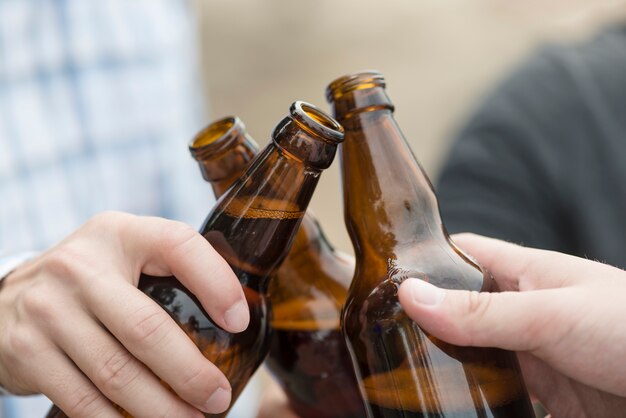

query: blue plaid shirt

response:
[0,0,223,416]
[0,0,213,254]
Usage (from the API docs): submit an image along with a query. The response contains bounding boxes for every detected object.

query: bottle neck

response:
[339,104,444,265]
[211,174,241,198]
[195,137,259,198]
[199,101,342,292]
[201,143,322,291]
[330,76,485,292]
[189,116,259,198]
[201,139,334,259]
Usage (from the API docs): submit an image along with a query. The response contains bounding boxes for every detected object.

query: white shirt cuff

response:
[0,252,37,284]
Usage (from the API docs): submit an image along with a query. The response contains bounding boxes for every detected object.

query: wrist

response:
[0,252,36,395]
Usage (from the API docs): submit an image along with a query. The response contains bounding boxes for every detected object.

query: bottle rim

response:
[189,116,246,160]
[289,101,344,144]
[325,70,386,103]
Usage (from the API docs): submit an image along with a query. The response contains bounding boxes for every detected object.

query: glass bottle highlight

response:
[327,71,534,418]
[189,116,366,418]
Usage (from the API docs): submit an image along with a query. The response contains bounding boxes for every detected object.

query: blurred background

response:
[192,0,626,254]
[189,1,625,415]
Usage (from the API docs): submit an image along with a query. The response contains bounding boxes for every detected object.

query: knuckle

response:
[42,247,77,282]
[65,388,104,417]
[4,325,36,360]
[466,290,492,319]
[19,286,60,323]
[87,211,132,229]
[83,211,131,245]
[178,365,215,394]
[96,350,141,394]
[516,253,544,291]
[162,222,200,257]
[175,365,228,409]
[461,291,493,345]
[42,246,92,287]
[126,307,172,346]
[516,263,534,291]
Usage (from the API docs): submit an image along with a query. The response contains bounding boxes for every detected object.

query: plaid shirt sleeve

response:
[0,1,221,417]
[0,0,215,256]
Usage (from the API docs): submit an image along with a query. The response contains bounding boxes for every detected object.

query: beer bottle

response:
[326,72,534,418]
[189,116,366,418]
[189,116,259,198]
[46,101,344,418]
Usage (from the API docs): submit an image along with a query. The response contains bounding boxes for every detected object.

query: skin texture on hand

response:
[399,233,626,418]
[0,211,250,418]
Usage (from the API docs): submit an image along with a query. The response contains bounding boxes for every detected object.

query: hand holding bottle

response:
[0,212,249,417]
[399,233,626,417]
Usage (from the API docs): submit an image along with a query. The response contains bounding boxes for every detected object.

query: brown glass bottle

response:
[46,101,343,418]
[189,116,259,198]
[189,116,366,418]
[327,72,534,418]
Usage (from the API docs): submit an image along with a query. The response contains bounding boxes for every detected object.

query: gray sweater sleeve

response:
[436,26,626,268]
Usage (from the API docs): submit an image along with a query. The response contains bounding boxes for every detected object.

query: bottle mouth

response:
[189,116,246,160]
[290,101,344,144]
[325,70,386,103]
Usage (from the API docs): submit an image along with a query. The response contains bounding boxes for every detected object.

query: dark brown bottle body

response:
[46,102,343,418]
[328,72,534,418]
[342,250,531,418]
[194,117,366,418]
[265,217,365,418]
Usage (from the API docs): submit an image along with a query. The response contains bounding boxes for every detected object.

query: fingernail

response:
[405,278,445,306]
[203,386,231,414]
[224,300,250,332]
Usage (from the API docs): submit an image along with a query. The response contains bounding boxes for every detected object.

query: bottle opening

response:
[189,116,246,159]
[290,101,344,144]
[191,117,235,148]
[325,71,386,102]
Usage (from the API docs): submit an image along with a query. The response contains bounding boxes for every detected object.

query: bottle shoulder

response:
[350,238,485,293]
[271,250,354,331]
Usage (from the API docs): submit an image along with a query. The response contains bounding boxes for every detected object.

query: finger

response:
[398,278,562,351]
[47,303,205,417]
[115,213,249,333]
[85,280,232,414]
[450,233,587,291]
[32,347,119,418]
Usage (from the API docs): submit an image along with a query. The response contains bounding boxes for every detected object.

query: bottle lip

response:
[289,101,344,144]
[325,70,386,103]
[189,116,246,160]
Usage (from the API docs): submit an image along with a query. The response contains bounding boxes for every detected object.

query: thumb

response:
[398,278,554,352]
